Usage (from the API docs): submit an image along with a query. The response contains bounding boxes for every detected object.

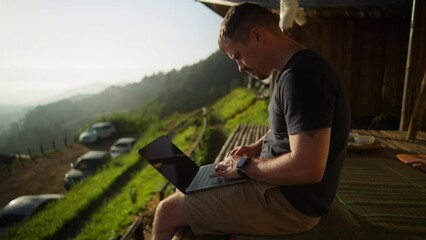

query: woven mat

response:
[236,199,370,240]
[187,125,426,240]
[237,153,426,240]
[337,155,426,240]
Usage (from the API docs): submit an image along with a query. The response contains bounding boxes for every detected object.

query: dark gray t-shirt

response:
[260,49,350,217]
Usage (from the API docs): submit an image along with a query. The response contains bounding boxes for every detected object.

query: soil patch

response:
[0,144,89,207]
[0,133,138,208]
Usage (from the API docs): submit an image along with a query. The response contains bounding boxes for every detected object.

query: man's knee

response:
[155,192,186,224]
[156,196,178,216]
[152,192,187,238]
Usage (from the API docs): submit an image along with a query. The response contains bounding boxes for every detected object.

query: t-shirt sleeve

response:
[281,67,337,135]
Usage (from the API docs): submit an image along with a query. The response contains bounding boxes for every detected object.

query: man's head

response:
[218,3,282,80]
[218,3,279,47]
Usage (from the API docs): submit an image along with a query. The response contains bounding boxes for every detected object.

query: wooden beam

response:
[406,71,426,140]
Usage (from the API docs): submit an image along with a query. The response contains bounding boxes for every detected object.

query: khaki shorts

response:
[182,180,320,235]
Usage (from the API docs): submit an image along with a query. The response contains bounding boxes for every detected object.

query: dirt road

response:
[0,144,90,207]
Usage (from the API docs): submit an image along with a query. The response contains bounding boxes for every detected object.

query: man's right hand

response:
[226,145,260,158]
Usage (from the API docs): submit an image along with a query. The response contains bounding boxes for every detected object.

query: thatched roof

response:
[198,0,412,18]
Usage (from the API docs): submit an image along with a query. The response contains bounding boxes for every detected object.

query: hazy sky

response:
[0,0,224,105]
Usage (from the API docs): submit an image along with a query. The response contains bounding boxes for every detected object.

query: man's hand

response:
[211,155,242,179]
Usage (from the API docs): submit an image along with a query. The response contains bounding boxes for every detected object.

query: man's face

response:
[220,37,270,80]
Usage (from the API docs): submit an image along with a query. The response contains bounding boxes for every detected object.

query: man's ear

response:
[250,27,264,43]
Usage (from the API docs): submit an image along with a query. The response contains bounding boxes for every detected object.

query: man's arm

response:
[247,128,330,185]
[214,128,330,185]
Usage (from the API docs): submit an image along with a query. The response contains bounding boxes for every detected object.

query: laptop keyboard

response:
[190,164,225,189]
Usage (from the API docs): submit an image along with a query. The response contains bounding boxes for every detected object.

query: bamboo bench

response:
[174,124,426,240]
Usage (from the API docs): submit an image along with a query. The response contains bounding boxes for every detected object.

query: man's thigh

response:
[182,181,320,235]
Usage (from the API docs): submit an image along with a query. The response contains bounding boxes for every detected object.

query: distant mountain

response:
[0,105,30,114]
[0,105,32,134]
[37,82,112,104]
[0,50,245,154]
[0,83,112,134]
[67,94,92,103]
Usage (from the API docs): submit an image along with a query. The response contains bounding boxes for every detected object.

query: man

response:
[152,3,350,239]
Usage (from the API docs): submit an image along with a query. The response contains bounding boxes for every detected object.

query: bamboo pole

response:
[406,72,426,140]
[400,0,417,130]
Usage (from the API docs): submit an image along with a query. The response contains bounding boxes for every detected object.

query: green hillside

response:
[2,87,269,240]
[0,51,245,155]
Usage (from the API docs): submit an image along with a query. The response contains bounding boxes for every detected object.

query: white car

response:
[79,122,117,144]
[0,194,64,234]
[109,137,136,158]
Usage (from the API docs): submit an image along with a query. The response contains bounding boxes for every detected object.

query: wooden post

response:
[27,148,35,162]
[269,69,279,101]
[40,144,44,155]
[15,153,24,167]
[119,217,144,240]
[406,72,426,140]
[400,0,418,130]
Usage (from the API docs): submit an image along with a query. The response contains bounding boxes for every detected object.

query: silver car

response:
[78,122,117,144]
[0,194,63,234]
[109,137,136,158]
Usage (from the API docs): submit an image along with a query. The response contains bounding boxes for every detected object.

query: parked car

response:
[109,137,137,158]
[64,151,110,190]
[0,194,63,234]
[78,121,116,144]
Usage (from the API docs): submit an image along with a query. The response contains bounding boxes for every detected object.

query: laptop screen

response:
[137,136,199,192]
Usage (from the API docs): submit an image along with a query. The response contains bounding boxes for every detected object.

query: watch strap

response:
[236,157,251,178]
[237,167,248,178]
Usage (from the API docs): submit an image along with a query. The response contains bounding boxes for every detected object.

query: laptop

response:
[137,135,248,194]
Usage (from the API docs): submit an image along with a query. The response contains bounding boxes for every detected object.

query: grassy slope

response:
[4,87,268,240]
[211,88,268,134]
[75,116,205,240]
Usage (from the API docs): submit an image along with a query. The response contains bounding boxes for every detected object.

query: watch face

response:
[237,157,250,169]
[236,157,250,178]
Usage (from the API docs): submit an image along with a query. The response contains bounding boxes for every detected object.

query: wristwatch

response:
[236,157,251,178]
